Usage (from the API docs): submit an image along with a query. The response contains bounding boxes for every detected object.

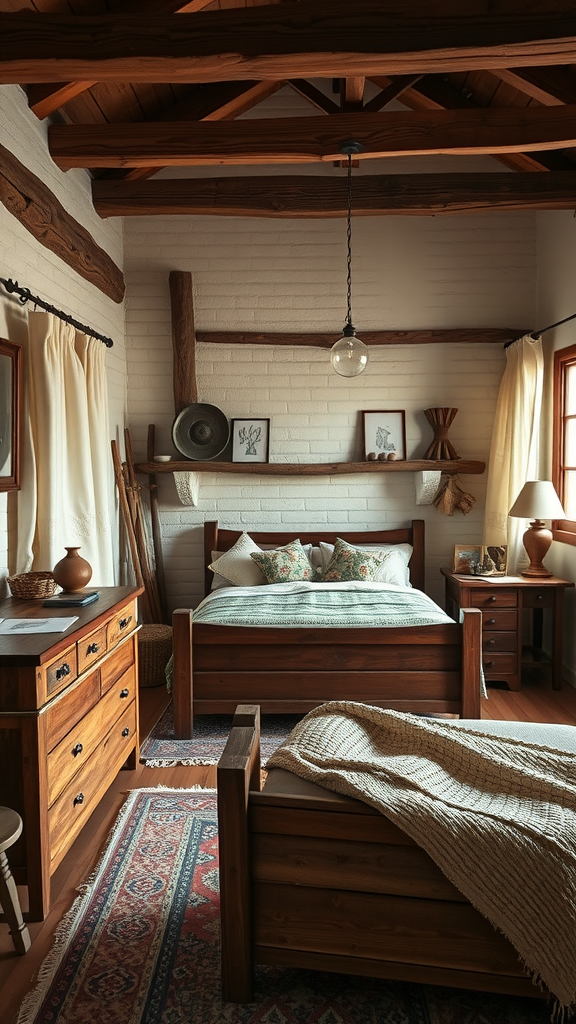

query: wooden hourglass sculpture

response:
[423,408,460,460]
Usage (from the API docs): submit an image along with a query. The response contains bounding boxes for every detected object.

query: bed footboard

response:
[218,706,537,1004]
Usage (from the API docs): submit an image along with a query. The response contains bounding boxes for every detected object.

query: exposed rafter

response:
[48,108,576,169]
[92,172,576,218]
[2,5,576,84]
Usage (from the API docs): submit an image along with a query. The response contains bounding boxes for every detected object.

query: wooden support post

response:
[169,270,198,414]
[172,607,194,738]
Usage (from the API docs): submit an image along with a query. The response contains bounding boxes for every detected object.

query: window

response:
[552,343,576,545]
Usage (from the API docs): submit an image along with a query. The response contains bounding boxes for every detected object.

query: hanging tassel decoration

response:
[433,475,476,516]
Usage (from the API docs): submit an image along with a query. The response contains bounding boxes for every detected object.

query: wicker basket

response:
[138,623,173,688]
[8,571,58,600]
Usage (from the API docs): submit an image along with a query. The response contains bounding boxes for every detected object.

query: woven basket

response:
[138,624,173,688]
[8,571,58,600]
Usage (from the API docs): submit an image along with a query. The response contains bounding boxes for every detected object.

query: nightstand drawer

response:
[523,589,555,609]
[482,631,516,653]
[482,653,517,677]
[468,589,518,610]
[481,610,517,631]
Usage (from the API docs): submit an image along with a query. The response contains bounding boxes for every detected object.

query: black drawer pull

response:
[122,727,130,737]
[484,660,494,668]
[119,615,133,630]
[73,792,84,806]
[55,663,71,681]
[71,743,83,757]
[487,638,496,646]
[120,688,129,699]
[86,642,99,655]
[536,594,544,601]
[488,618,496,624]
[488,595,497,603]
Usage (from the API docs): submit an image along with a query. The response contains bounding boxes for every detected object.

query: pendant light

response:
[330,141,369,377]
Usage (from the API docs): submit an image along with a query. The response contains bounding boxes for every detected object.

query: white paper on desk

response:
[0,617,79,634]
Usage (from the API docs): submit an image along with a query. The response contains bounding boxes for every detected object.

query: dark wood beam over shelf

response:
[92,172,576,218]
[134,459,486,476]
[49,108,576,169]
[2,5,576,83]
[193,329,526,348]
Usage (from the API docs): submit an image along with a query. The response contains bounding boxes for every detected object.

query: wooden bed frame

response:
[217,706,540,1003]
[171,520,483,738]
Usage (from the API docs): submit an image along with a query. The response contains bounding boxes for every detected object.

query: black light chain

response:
[346,152,353,329]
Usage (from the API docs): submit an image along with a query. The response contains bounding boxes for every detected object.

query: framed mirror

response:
[0,338,21,491]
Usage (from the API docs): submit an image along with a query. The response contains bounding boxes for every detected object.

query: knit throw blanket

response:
[267,701,576,1012]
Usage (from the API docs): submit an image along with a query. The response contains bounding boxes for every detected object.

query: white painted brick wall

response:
[124,96,537,610]
[0,85,126,594]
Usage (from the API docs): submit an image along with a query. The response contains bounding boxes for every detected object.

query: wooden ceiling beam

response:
[49,108,576,169]
[193,329,527,347]
[287,80,340,115]
[363,76,424,112]
[3,5,576,83]
[92,171,576,218]
[491,67,576,105]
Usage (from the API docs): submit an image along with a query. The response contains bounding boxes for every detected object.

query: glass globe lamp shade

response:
[330,327,369,378]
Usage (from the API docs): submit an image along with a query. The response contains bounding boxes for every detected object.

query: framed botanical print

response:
[231,418,270,464]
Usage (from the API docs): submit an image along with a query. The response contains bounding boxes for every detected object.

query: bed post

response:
[410,519,425,592]
[204,520,218,596]
[217,705,261,1003]
[172,608,194,738]
[460,607,482,719]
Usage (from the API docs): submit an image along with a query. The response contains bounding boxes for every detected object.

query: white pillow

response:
[209,533,265,587]
[210,539,316,589]
[319,540,412,587]
[209,552,234,591]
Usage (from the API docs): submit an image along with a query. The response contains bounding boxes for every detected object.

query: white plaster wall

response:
[124,111,537,612]
[537,210,576,686]
[0,84,126,594]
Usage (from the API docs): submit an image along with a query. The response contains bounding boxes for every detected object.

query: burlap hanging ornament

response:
[433,474,476,515]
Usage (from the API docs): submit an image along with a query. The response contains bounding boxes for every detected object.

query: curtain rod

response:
[0,277,114,348]
[505,310,576,349]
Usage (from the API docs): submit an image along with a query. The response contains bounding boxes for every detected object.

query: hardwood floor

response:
[1,675,575,1023]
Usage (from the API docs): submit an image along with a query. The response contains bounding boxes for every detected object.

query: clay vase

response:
[52,547,92,592]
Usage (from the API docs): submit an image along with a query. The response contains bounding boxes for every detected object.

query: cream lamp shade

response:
[508,480,565,578]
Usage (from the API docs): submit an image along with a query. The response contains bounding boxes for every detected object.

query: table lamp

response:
[508,480,565,578]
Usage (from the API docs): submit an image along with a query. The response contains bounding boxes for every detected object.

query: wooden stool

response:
[0,807,31,954]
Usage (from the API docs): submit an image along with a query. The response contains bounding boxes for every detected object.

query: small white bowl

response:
[154,455,172,463]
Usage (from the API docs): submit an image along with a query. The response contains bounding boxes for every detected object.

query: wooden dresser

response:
[0,586,143,920]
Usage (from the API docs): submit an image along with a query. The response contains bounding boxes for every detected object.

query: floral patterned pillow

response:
[250,539,318,584]
[322,537,386,582]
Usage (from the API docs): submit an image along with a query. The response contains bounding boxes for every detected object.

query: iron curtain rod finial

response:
[0,277,114,348]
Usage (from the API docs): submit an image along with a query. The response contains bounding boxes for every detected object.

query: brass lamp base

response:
[520,520,554,578]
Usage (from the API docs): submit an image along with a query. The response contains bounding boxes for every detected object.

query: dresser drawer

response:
[482,631,516,654]
[101,635,136,695]
[44,669,101,752]
[481,610,517,631]
[522,589,555,609]
[108,601,138,650]
[468,589,518,610]
[48,702,137,871]
[77,623,108,675]
[45,644,78,698]
[46,667,136,806]
[482,653,517,677]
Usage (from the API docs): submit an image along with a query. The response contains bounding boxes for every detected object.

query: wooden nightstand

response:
[441,570,574,692]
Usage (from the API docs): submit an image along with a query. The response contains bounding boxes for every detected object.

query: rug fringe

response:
[15,787,217,1024]
[141,757,219,767]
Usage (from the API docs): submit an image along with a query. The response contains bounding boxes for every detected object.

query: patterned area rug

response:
[17,789,552,1024]
[139,703,302,766]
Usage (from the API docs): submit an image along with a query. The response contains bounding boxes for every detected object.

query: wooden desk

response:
[441,570,573,692]
[0,586,143,920]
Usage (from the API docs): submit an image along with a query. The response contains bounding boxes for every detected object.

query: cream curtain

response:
[16,312,115,585]
[483,334,543,573]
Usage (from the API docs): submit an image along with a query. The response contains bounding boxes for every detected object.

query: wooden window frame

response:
[552,342,576,546]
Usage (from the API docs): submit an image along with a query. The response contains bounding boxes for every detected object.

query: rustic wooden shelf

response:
[135,459,485,476]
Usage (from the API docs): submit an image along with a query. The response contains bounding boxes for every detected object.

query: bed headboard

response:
[203,520,425,596]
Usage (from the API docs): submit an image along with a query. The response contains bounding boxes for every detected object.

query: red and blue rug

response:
[139,705,302,765]
[17,790,552,1024]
